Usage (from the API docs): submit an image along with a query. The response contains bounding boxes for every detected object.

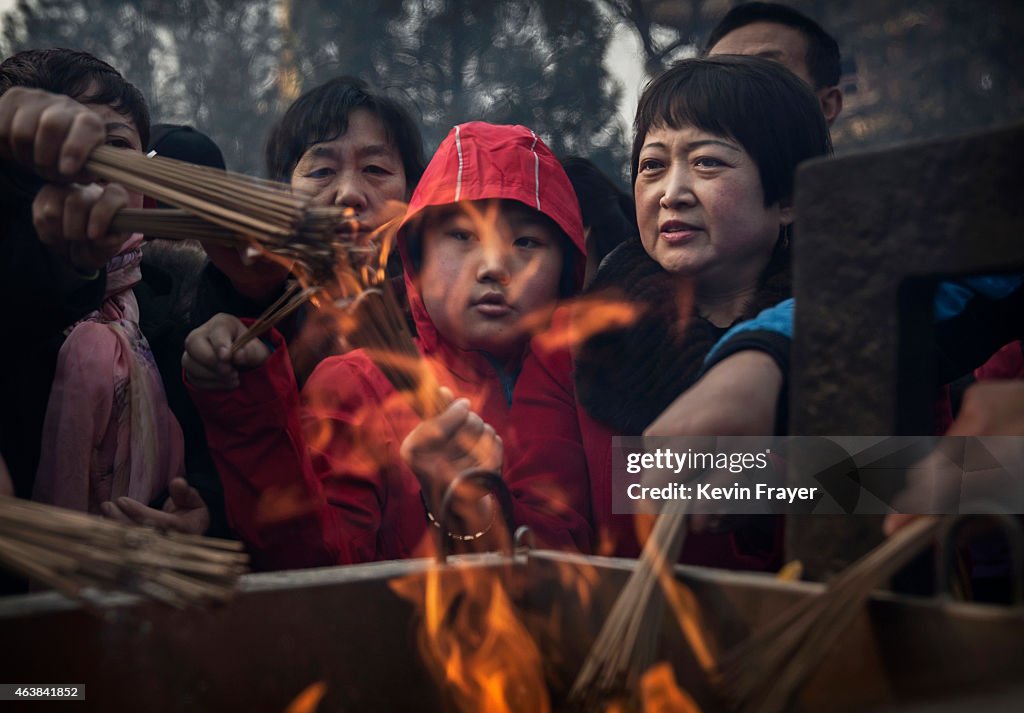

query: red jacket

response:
[191,123,585,569]
[506,309,782,570]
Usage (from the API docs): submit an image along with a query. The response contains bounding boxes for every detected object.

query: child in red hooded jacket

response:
[185,122,585,569]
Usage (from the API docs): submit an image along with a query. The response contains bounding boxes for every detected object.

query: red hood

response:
[397,122,586,372]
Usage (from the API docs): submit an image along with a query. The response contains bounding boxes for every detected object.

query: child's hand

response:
[33,182,134,276]
[0,87,106,181]
[183,313,271,390]
[400,392,503,508]
[100,477,210,535]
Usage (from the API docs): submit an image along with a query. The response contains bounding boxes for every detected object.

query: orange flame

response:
[532,294,641,355]
[391,564,550,713]
[660,579,716,675]
[639,663,702,713]
[254,484,323,527]
[283,681,327,713]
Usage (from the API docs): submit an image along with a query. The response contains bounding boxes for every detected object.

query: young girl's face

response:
[634,123,791,293]
[418,200,564,364]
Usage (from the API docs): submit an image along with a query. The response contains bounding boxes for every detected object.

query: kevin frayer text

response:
[627,482,818,503]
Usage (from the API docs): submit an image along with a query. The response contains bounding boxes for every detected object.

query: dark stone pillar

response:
[789,121,1024,579]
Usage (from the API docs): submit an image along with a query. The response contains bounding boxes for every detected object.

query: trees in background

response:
[3,0,281,174]
[1,0,627,180]
[604,0,1024,153]
[3,0,1022,173]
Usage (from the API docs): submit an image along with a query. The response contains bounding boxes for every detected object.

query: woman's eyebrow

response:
[299,144,395,162]
[356,144,395,160]
[305,145,337,160]
[641,139,741,153]
[641,141,668,152]
[685,139,741,152]
[105,121,135,135]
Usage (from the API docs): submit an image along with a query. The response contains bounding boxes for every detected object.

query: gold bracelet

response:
[421,491,495,541]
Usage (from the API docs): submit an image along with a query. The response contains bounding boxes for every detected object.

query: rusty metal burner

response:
[1,549,1022,712]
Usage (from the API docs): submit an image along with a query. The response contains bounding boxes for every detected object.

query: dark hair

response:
[149,124,225,169]
[704,2,840,89]
[631,56,832,207]
[0,48,150,149]
[264,76,425,188]
[560,156,637,264]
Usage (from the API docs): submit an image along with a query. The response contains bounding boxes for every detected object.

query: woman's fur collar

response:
[573,239,790,434]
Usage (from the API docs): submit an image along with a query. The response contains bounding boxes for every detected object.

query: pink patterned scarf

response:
[33,235,184,513]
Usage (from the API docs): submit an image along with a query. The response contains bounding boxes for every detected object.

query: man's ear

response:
[817,86,843,126]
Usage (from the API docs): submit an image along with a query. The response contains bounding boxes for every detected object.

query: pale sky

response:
[605,22,647,136]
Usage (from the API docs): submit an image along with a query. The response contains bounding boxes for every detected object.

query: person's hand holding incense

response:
[184,313,271,390]
[884,380,1024,536]
[100,477,211,535]
[0,87,106,181]
[401,389,503,542]
[33,181,134,280]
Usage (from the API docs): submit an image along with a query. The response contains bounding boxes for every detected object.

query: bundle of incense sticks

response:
[111,208,371,282]
[244,284,447,417]
[716,515,944,713]
[572,506,943,713]
[87,146,358,283]
[0,495,249,610]
[89,145,311,237]
[569,499,694,710]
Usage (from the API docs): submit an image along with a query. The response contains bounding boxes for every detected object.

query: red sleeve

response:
[188,329,389,569]
[505,332,594,553]
[299,354,400,564]
[975,341,1024,380]
[187,329,340,568]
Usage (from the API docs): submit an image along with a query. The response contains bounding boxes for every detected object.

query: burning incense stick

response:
[228,283,322,358]
[0,495,249,610]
